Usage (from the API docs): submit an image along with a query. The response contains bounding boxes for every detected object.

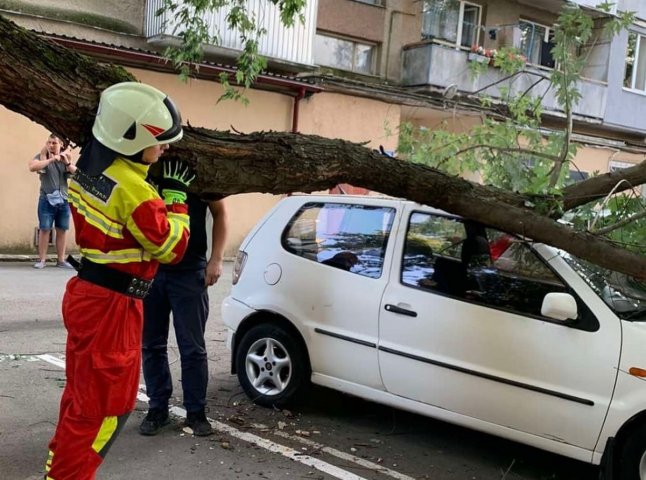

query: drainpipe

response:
[292,87,306,133]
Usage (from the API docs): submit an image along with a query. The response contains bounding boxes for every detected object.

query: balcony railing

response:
[568,0,616,13]
[524,0,617,14]
[401,43,608,120]
[145,0,316,66]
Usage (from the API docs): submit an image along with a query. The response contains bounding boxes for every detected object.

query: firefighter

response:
[44,82,194,480]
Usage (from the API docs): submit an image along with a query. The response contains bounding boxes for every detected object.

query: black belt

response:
[68,255,153,299]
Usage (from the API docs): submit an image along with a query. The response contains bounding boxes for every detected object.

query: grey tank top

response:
[34,153,69,198]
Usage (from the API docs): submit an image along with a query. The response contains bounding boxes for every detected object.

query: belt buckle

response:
[127,277,152,299]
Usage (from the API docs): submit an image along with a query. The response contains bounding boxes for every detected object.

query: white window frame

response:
[609,160,646,196]
[422,0,482,50]
[313,33,377,75]
[624,31,646,94]
[518,18,555,69]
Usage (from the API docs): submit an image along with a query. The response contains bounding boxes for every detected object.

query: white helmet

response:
[92,82,183,156]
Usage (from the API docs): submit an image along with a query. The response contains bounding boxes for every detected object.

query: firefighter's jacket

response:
[68,157,190,280]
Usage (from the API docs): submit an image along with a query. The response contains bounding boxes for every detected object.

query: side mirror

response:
[541,293,578,321]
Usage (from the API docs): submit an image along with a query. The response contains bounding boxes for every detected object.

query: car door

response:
[278,199,400,389]
[377,206,621,450]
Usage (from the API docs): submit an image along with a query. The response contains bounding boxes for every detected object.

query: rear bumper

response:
[221,296,257,374]
[221,295,256,330]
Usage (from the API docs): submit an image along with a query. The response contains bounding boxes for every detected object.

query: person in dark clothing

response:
[139,186,227,437]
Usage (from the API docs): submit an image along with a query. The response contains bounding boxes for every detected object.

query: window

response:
[568,169,589,184]
[519,20,555,68]
[313,34,376,74]
[624,32,646,91]
[282,202,395,278]
[609,160,636,172]
[422,0,481,49]
[401,213,569,318]
[609,160,645,196]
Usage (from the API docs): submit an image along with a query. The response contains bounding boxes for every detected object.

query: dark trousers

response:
[142,268,209,413]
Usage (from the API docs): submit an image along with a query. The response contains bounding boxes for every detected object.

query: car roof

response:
[289,193,435,211]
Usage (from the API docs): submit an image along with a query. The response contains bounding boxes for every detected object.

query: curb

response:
[0,254,63,262]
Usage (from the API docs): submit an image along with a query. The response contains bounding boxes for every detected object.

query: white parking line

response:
[273,430,416,480]
[37,355,370,480]
[36,354,65,369]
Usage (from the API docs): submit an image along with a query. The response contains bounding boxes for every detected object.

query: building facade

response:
[1,0,644,254]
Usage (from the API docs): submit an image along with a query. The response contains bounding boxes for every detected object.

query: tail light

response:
[232,251,248,285]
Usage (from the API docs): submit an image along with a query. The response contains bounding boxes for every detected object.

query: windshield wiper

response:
[623,307,646,321]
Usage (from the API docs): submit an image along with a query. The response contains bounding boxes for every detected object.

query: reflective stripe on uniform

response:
[93,413,130,459]
[91,416,118,455]
[156,213,189,258]
[127,210,189,263]
[46,449,54,471]
[80,248,152,264]
[68,189,125,239]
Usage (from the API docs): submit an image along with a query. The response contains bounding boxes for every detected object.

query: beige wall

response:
[0,67,407,256]
[299,92,400,151]
[0,106,56,251]
[132,68,295,257]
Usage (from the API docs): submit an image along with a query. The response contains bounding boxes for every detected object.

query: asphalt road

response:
[0,262,599,480]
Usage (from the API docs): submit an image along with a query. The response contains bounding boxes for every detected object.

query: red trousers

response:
[46,277,143,480]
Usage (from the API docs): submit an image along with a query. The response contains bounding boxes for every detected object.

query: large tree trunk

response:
[1,15,645,278]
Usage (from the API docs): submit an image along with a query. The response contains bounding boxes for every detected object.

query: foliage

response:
[569,187,646,252]
[156,0,306,101]
[399,3,643,249]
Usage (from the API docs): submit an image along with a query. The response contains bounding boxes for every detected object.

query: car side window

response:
[282,202,396,279]
[401,212,568,318]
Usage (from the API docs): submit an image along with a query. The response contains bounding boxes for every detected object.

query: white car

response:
[222,194,646,479]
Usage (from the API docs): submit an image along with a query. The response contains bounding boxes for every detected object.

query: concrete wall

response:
[317,0,386,43]
[1,0,145,44]
[604,26,646,135]
[620,0,646,22]
[402,43,608,119]
[381,0,420,82]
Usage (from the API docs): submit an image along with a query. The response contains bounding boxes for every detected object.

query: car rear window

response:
[282,202,396,279]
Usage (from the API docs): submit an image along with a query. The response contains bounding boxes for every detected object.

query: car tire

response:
[235,323,310,408]
[618,424,646,480]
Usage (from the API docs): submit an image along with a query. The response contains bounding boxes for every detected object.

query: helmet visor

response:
[156,96,183,143]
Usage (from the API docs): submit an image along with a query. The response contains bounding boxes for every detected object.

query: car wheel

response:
[236,323,310,408]
[618,424,646,480]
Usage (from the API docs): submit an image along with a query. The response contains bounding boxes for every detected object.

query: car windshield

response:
[561,252,646,320]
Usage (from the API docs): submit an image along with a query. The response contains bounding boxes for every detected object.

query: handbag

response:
[46,189,66,207]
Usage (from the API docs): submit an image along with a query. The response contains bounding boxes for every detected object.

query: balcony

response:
[144,0,317,67]
[517,0,617,14]
[401,43,607,120]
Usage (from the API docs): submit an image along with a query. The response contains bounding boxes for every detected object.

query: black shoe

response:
[139,408,170,436]
[185,409,213,436]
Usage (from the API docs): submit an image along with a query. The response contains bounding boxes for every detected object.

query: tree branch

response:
[0,15,645,278]
[439,144,560,165]
[593,209,646,236]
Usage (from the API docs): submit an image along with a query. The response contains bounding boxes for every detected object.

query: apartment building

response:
[1,0,645,253]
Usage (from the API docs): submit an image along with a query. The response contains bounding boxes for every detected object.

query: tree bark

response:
[1,15,645,278]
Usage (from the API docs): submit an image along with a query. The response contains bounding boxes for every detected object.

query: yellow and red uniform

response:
[45,157,190,480]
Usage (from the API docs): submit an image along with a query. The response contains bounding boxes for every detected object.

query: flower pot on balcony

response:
[468,53,490,64]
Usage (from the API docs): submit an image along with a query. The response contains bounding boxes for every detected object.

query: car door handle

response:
[384,304,417,317]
